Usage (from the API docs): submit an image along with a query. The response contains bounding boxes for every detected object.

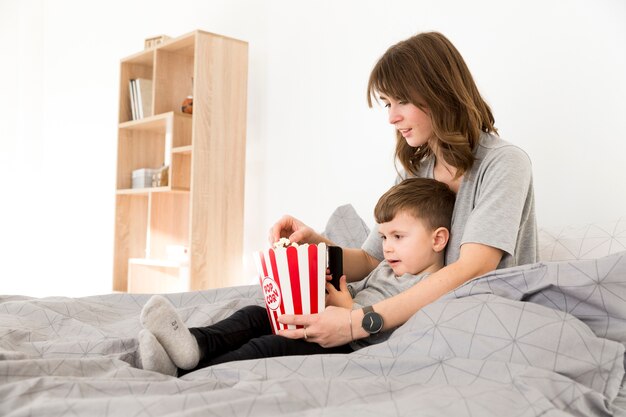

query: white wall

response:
[1,0,624,297]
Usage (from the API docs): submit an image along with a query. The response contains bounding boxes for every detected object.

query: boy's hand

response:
[325,275,353,309]
[325,268,332,281]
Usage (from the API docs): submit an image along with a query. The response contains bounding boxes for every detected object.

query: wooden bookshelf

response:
[113,30,248,293]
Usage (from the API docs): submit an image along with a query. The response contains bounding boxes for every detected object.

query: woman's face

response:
[380,94,433,148]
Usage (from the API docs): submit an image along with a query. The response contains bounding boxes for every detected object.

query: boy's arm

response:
[342,248,380,282]
[268,215,380,283]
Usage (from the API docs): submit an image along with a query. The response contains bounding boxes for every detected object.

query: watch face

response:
[362,311,384,334]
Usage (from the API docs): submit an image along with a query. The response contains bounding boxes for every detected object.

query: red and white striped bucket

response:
[253,243,327,334]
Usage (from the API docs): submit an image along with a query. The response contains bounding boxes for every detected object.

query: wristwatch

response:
[361,305,384,334]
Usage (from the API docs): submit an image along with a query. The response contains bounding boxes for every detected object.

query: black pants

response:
[182,305,352,374]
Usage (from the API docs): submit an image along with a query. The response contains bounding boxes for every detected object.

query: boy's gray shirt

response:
[362,132,538,269]
[348,261,429,349]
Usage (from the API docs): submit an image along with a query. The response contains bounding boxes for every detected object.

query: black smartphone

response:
[327,246,343,291]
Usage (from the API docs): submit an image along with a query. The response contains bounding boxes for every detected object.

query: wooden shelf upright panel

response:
[112,30,248,293]
[190,33,248,290]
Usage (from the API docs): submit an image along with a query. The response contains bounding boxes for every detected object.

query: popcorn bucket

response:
[253,243,327,334]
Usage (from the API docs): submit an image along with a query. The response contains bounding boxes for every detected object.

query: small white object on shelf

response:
[131,168,160,189]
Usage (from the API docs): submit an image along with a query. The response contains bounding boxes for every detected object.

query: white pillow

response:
[538,217,626,261]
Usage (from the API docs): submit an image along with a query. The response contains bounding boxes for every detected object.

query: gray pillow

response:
[322,204,370,249]
[538,217,626,261]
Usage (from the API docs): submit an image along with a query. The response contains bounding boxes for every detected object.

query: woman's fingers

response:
[267,215,311,244]
[278,313,316,327]
[277,313,318,341]
[277,308,353,347]
[277,327,308,340]
[268,215,291,243]
[288,230,307,244]
[269,215,296,242]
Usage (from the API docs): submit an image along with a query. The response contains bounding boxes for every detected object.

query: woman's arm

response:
[278,242,503,347]
[351,243,502,338]
[269,215,380,281]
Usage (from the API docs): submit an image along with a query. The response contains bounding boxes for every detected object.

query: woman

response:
[270,31,537,347]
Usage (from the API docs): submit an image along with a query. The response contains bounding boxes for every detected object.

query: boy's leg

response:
[138,329,177,376]
[141,296,273,372]
[141,298,352,373]
[199,334,353,368]
[140,295,200,370]
[187,304,273,359]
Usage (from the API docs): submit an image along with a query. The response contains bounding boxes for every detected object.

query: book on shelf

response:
[136,78,153,119]
[128,78,153,120]
[129,80,137,120]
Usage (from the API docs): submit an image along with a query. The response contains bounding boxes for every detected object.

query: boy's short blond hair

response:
[374,178,455,231]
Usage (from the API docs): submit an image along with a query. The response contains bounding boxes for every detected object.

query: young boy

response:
[138,178,455,376]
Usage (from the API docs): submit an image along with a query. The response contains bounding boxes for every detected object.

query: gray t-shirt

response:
[362,132,538,268]
[347,261,429,349]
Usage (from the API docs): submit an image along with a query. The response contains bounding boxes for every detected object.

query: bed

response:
[1,207,625,416]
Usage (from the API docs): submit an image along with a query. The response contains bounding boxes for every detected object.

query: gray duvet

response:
[1,252,626,416]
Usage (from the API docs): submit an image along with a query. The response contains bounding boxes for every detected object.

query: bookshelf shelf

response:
[116,186,172,195]
[129,258,188,268]
[118,112,191,131]
[113,30,248,294]
[172,145,192,154]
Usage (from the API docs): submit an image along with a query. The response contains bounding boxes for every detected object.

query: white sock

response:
[140,295,200,370]
[138,329,177,376]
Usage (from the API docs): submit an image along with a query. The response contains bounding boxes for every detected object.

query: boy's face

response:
[378,211,441,276]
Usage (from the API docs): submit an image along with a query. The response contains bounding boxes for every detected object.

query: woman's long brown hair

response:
[367,32,497,178]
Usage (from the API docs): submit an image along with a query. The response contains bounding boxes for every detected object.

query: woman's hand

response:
[268,215,325,245]
[325,276,353,309]
[278,306,356,348]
